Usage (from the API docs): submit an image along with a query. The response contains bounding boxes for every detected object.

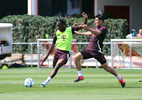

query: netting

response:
[111,39,142,69]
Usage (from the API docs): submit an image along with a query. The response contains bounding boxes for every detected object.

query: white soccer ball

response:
[24,78,34,87]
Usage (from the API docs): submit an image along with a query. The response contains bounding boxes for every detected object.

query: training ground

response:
[0,67,142,100]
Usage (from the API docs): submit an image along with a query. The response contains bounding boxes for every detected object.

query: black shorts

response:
[54,49,70,64]
[80,49,106,64]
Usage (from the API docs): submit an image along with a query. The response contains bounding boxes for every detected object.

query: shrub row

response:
[0,15,128,55]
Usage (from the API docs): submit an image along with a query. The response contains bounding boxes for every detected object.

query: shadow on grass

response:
[67,82,142,89]
[124,87,142,88]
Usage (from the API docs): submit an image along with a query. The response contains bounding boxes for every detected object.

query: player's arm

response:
[41,34,56,65]
[41,42,55,65]
[74,31,92,36]
[82,24,101,35]
[43,42,55,59]
[78,12,88,30]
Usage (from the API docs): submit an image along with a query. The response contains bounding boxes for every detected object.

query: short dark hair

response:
[95,14,104,22]
[57,19,66,24]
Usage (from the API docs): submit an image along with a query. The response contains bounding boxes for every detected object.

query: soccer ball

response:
[24,78,34,87]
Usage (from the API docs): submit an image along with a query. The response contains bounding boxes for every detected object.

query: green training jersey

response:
[56,27,73,51]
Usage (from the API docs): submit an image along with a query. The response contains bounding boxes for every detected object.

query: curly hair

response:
[57,19,66,24]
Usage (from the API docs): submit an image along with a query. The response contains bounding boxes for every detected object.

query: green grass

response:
[0,67,142,100]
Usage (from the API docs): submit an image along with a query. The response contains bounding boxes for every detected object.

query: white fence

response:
[12,42,37,67]
[11,42,111,68]
[111,39,142,69]
[9,40,142,69]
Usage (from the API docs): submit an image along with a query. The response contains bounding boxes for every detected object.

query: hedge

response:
[0,14,128,55]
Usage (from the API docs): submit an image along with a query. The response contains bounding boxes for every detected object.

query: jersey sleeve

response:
[100,26,107,35]
[53,33,57,43]
[71,26,79,34]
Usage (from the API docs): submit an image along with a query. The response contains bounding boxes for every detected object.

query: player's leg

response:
[53,58,58,68]
[41,58,57,86]
[41,50,59,87]
[97,53,125,87]
[41,50,69,87]
[41,59,66,87]
[74,49,92,82]
[102,63,125,87]
[49,59,66,78]
[74,52,84,71]
[102,62,117,76]
[74,52,84,82]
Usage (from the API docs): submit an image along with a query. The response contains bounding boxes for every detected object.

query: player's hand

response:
[82,12,88,19]
[40,57,47,65]
[74,31,79,35]
[82,24,88,29]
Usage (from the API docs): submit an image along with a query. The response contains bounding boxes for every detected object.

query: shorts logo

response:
[101,54,105,61]
[103,58,105,61]
[61,35,66,41]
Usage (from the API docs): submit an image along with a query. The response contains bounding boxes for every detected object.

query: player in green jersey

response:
[41,12,88,87]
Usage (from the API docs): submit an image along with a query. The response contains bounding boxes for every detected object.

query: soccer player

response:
[40,12,88,87]
[74,14,125,87]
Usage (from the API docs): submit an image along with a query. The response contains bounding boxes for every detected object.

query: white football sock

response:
[44,77,52,85]
[78,71,83,76]
[116,74,121,80]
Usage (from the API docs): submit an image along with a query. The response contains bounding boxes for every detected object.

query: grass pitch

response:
[0,67,142,100]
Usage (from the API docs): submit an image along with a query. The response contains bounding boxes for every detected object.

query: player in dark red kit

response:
[74,14,125,87]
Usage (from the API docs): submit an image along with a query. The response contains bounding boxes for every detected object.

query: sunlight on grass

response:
[0,67,142,100]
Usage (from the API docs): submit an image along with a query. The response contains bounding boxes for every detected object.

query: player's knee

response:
[54,65,60,71]
[74,53,83,63]
[57,63,62,68]
[56,61,65,68]
[74,56,80,61]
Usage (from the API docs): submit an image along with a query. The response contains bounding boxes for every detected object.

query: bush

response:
[103,18,128,55]
[0,15,128,55]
